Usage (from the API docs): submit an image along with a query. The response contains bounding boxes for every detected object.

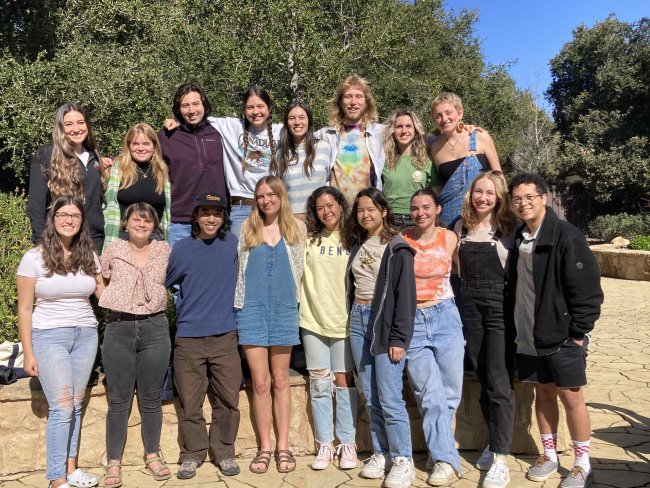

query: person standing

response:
[509,173,603,488]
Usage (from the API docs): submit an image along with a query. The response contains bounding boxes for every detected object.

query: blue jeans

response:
[229,204,252,238]
[406,299,464,474]
[32,327,98,480]
[302,329,357,444]
[169,222,192,247]
[349,304,412,459]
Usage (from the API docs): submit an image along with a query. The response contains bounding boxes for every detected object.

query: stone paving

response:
[1,277,648,488]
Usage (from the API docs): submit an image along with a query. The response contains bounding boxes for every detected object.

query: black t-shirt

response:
[117,163,166,239]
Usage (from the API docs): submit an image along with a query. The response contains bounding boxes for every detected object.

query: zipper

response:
[370,244,394,354]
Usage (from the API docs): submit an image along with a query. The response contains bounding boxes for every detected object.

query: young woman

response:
[429,92,502,228]
[271,101,332,220]
[454,172,517,488]
[402,189,464,486]
[343,188,417,487]
[17,196,103,488]
[99,203,172,487]
[381,108,440,229]
[301,187,357,470]
[234,176,306,474]
[103,123,170,250]
[165,192,242,480]
[27,103,105,252]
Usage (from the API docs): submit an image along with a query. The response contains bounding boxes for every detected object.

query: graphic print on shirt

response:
[357,249,383,269]
[332,129,371,203]
[320,244,350,257]
[238,132,273,170]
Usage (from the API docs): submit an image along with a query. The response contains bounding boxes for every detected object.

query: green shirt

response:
[381,155,438,214]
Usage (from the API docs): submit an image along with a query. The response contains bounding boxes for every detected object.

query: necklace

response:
[136,164,152,179]
[444,132,463,152]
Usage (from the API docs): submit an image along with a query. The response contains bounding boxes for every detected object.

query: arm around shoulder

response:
[478,130,501,172]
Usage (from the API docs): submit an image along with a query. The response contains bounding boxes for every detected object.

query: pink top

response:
[403,227,453,302]
[99,239,170,314]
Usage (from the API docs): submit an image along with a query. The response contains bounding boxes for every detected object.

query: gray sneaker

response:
[476,446,493,471]
[560,466,593,488]
[217,458,240,476]
[526,455,559,482]
[177,459,198,479]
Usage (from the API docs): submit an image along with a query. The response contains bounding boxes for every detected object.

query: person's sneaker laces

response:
[311,442,334,470]
[177,459,198,479]
[336,442,358,470]
[360,452,391,479]
[526,454,559,482]
[383,457,415,488]
[560,466,593,488]
[427,461,456,486]
[476,446,493,471]
[217,458,240,476]
[482,460,510,488]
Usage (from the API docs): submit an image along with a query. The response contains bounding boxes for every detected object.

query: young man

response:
[165,192,241,479]
[317,74,386,204]
[509,174,603,488]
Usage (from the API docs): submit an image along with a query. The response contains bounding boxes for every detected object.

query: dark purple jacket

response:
[158,120,226,223]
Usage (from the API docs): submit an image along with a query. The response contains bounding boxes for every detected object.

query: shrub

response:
[0,192,33,343]
[629,235,650,251]
[588,213,650,242]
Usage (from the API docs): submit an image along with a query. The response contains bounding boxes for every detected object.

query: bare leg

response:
[243,346,272,471]
[558,387,591,441]
[534,383,560,434]
[270,346,293,470]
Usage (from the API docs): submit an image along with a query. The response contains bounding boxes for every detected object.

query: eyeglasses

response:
[54,212,82,221]
[512,194,542,206]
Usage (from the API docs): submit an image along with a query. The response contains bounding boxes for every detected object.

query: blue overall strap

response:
[468,130,477,152]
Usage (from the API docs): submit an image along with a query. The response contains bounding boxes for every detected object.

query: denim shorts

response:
[237,301,300,347]
[517,336,589,388]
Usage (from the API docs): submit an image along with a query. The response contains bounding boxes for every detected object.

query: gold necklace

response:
[444,132,463,151]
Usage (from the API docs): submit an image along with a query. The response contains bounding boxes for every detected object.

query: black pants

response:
[461,287,516,455]
[102,312,171,459]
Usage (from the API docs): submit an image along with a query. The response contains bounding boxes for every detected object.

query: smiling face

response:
[245,95,271,132]
[471,177,498,217]
[287,106,309,144]
[393,114,416,153]
[255,183,281,219]
[63,110,89,151]
[432,102,463,135]
[179,91,205,126]
[342,86,367,125]
[316,193,343,232]
[511,183,547,228]
[410,194,440,231]
[129,132,155,163]
[125,212,154,242]
[54,203,83,240]
[195,205,225,239]
[357,196,386,236]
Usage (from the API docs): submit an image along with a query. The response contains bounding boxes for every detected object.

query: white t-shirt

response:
[208,116,283,199]
[76,150,90,167]
[17,248,100,329]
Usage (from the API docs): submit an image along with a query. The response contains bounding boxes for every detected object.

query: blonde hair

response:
[327,74,378,129]
[430,91,464,116]
[242,176,301,249]
[383,108,429,171]
[111,123,168,193]
[462,172,516,235]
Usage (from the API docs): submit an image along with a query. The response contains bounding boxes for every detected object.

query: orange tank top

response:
[403,227,453,301]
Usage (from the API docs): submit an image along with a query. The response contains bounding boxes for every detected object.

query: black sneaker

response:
[177,459,198,479]
[217,458,241,476]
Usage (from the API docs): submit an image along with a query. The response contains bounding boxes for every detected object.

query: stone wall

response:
[591,244,650,281]
[0,373,569,476]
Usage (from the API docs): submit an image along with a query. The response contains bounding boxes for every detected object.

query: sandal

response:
[275,449,296,473]
[249,450,272,474]
[104,460,122,488]
[144,454,172,481]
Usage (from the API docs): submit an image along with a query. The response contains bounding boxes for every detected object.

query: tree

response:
[547,16,650,215]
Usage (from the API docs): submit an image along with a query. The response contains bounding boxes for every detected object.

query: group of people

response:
[17,74,603,488]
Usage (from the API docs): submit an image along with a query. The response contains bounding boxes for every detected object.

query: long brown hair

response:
[343,188,399,250]
[305,186,349,245]
[241,87,276,173]
[327,74,378,129]
[47,103,100,199]
[273,101,316,178]
[462,172,516,235]
[40,196,98,277]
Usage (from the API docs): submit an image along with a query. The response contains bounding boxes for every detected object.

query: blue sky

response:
[442,0,648,108]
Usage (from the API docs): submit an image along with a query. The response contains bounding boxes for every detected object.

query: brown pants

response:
[173,331,242,463]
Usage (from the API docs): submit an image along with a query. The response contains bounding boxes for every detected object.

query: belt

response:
[231,197,255,206]
[108,311,165,321]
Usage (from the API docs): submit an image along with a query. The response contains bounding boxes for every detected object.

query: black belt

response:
[108,311,165,321]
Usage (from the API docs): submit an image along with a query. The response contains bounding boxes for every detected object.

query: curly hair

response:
[383,108,429,171]
[39,196,98,277]
[343,188,399,250]
[327,74,378,129]
[272,100,317,178]
[462,172,516,235]
[305,186,349,245]
[241,86,276,173]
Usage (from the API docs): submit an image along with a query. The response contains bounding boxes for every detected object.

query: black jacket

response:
[514,207,603,355]
[346,234,416,356]
[26,143,105,246]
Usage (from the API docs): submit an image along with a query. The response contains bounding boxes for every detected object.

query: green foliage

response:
[588,213,650,242]
[0,0,536,188]
[547,16,650,214]
[629,235,650,251]
[0,192,33,343]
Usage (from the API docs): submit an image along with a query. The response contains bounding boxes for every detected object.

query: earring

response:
[433,128,441,136]
[456,122,465,133]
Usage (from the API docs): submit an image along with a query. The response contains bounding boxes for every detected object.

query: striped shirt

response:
[280,139,331,214]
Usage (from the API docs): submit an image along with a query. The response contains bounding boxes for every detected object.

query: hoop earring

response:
[456,122,465,133]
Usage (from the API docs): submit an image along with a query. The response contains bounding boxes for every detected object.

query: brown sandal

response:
[104,460,123,488]
[249,450,273,474]
[145,454,172,481]
[275,449,296,473]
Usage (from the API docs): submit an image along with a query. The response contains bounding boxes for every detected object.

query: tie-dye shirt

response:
[403,228,453,301]
[331,126,371,203]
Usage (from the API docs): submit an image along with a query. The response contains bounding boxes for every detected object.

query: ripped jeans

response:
[32,327,98,480]
[301,329,357,444]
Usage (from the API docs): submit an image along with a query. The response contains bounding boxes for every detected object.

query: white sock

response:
[572,439,591,472]
[541,433,558,462]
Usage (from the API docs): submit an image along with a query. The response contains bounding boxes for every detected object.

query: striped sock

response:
[541,433,558,462]
[572,439,591,472]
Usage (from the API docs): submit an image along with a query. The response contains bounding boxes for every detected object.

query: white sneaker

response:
[427,461,456,486]
[483,460,510,488]
[336,442,358,470]
[476,445,493,470]
[361,452,391,479]
[383,457,415,488]
[311,442,334,470]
